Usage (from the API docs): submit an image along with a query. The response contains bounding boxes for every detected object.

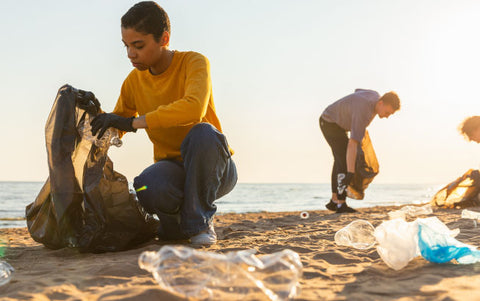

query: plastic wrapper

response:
[139,245,303,301]
[25,85,159,252]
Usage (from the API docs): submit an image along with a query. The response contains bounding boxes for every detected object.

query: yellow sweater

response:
[113,51,228,162]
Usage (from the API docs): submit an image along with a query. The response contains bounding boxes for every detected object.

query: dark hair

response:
[379,91,401,111]
[121,1,170,42]
[459,116,480,141]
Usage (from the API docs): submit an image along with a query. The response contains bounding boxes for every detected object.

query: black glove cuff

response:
[127,117,137,133]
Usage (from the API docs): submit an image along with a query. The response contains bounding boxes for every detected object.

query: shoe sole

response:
[190,234,217,246]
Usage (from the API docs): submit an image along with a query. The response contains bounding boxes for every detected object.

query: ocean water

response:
[0,181,442,229]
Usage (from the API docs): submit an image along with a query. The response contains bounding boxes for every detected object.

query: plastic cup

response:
[334,220,376,249]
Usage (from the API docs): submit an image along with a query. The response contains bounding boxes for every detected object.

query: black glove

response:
[76,89,101,115]
[91,113,136,139]
[337,172,354,195]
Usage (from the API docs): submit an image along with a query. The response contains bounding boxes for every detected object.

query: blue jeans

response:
[133,123,237,239]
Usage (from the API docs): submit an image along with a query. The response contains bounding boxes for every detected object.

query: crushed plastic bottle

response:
[95,127,122,149]
[138,245,302,301]
[388,204,433,220]
[79,114,122,149]
[0,261,14,286]
[334,219,376,249]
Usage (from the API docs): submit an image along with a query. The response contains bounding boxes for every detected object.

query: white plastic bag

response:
[374,219,420,270]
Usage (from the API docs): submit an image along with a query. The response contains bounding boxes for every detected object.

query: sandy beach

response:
[2,205,480,300]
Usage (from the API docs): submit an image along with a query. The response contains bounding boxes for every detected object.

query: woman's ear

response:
[161,31,170,47]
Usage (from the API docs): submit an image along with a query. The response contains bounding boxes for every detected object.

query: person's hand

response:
[91,113,136,138]
[76,89,101,115]
[337,172,354,195]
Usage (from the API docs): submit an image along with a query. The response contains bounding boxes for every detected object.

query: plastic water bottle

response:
[93,127,123,149]
[334,219,376,249]
[79,114,122,149]
[138,245,302,301]
[0,261,14,286]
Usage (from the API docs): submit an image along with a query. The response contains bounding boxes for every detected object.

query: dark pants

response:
[133,123,237,239]
[319,117,348,200]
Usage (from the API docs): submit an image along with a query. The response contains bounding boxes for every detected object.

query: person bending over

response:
[91,1,237,245]
[319,89,400,213]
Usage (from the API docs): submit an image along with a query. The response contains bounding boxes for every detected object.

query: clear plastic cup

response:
[334,219,376,249]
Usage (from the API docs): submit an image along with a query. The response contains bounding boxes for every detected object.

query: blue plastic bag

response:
[417,218,480,264]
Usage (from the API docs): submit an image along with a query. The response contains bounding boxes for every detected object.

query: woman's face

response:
[121,27,167,72]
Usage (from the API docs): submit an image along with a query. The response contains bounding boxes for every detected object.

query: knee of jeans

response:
[134,176,183,214]
[182,123,228,157]
[216,160,238,199]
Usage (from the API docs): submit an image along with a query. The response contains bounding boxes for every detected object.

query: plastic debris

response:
[0,261,14,286]
[388,204,433,220]
[375,218,420,270]
[417,218,480,264]
[139,245,302,301]
[374,217,475,270]
[461,209,480,220]
[334,219,376,250]
[300,212,309,219]
[79,114,122,149]
[461,209,480,227]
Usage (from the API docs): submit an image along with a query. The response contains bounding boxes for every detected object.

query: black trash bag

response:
[26,84,159,253]
[347,130,379,200]
[430,169,480,209]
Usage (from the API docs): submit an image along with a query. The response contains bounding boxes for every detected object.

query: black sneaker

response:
[325,199,337,211]
[336,203,357,213]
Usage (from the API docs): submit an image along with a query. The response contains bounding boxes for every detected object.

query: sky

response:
[1,0,480,184]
